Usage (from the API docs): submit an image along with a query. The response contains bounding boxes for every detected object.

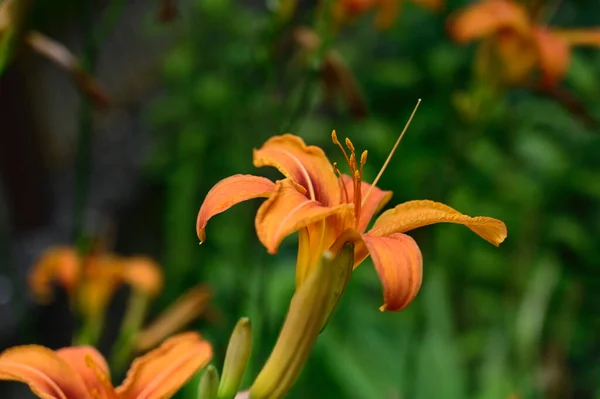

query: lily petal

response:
[196,174,276,243]
[55,347,117,399]
[123,257,163,297]
[447,0,530,43]
[369,200,507,246]
[116,332,212,399]
[341,174,392,233]
[253,134,340,206]
[533,27,570,88]
[28,247,80,304]
[362,233,423,311]
[552,28,600,47]
[0,345,91,399]
[256,179,355,255]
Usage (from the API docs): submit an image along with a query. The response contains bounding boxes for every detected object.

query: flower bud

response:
[218,318,253,399]
[198,365,219,399]
[249,243,354,399]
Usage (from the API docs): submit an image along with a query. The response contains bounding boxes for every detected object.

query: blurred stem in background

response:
[109,290,150,376]
[73,0,126,251]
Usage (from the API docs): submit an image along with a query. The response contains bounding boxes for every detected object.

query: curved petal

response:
[369,200,507,246]
[28,247,81,304]
[123,257,163,297]
[552,28,600,47]
[253,134,340,206]
[116,332,212,399]
[196,174,275,242]
[55,347,117,399]
[0,345,92,399]
[447,0,530,43]
[533,27,570,88]
[340,174,392,233]
[255,179,355,255]
[362,233,423,312]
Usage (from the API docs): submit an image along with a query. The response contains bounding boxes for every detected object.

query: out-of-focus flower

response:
[29,247,81,304]
[197,124,507,312]
[293,27,367,119]
[250,244,354,399]
[332,0,444,30]
[447,0,600,88]
[133,284,212,353]
[0,332,212,399]
[29,247,163,318]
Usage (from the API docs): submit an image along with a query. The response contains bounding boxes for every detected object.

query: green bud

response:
[249,244,354,399]
[217,317,253,399]
[198,365,219,399]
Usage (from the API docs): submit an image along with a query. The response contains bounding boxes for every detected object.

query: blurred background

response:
[1,0,600,398]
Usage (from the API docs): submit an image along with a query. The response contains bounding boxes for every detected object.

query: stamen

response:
[354,169,362,225]
[331,130,351,167]
[360,150,367,177]
[333,162,350,203]
[362,99,421,204]
[344,137,355,154]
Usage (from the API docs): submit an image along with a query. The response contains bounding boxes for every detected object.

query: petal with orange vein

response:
[255,179,355,255]
[362,233,423,311]
[552,28,600,47]
[56,346,117,398]
[340,174,392,233]
[0,345,91,399]
[369,200,507,246]
[533,27,570,88]
[196,174,276,242]
[447,0,530,43]
[253,134,340,206]
[123,257,163,297]
[116,332,212,399]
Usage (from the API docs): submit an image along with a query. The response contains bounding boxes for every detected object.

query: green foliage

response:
[140,0,600,398]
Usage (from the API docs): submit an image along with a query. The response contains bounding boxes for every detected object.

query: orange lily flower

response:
[29,247,163,317]
[197,115,507,311]
[332,0,443,30]
[447,0,600,88]
[0,332,212,399]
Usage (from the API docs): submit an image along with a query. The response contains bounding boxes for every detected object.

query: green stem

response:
[110,291,150,375]
[73,314,103,346]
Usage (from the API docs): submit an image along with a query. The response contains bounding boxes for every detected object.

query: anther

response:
[332,130,351,166]
[345,138,355,153]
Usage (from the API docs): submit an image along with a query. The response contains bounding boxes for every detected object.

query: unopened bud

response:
[197,365,219,399]
[249,243,354,399]
[218,318,253,399]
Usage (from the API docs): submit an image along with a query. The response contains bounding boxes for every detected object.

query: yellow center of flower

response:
[331,98,421,227]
